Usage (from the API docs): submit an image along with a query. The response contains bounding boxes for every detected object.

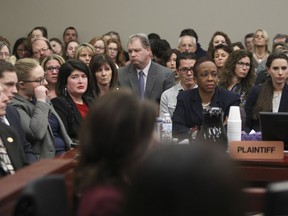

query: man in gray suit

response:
[118,33,175,103]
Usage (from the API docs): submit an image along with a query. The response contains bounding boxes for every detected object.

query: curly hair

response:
[219,50,255,95]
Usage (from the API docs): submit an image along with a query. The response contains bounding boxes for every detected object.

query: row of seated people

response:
[0,31,287,173]
[1,27,287,77]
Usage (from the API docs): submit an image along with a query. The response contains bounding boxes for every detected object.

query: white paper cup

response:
[228,106,241,121]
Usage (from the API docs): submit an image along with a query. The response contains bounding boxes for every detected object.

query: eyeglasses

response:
[0,52,10,58]
[33,48,49,55]
[237,62,250,68]
[108,47,118,52]
[179,67,194,73]
[22,77,46,85]
[95,46,105,50]
[45,66,60,72]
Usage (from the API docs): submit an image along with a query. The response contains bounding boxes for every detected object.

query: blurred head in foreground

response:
[125,144,245,216]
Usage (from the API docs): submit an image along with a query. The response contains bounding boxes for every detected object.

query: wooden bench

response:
[0,158,76,216]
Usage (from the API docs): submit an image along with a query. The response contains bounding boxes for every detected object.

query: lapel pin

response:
[7,137,13,143]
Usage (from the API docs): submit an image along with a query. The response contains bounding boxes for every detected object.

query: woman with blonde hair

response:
[13,58,72,159]
[41,54,65,99]
[74,43,96,66]
[252,29,270,74]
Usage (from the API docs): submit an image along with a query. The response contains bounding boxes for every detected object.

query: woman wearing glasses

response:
[12,58,72,159]
[0,42,14,64]
[51,59,94,142]
[245,51,288,133]
[12,38,32,60]
[41,54,65,99]
[172,57,240,139]
[88,36,107,55]
[106,38,126,68]
[219,50,255,106]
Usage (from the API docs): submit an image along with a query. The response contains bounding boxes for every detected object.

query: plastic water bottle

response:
[162,113,173,144]
[155,117,163,144]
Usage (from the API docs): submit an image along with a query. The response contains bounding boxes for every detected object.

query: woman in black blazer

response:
[51,60,94,142]
[172,57,240,139]
[245,51,288,133]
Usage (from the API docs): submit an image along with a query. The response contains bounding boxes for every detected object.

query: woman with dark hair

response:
[12,38,32,60]
[89,54,118,97]
[49,38,65,57]
[219,50,255,106]
[212,44,233,70]
[51,59,94,142]
[27,26,48,42]
[172,57,240,139]
[75,89,158,216]
[207,31,232,57]
[65,40,79,60]
[245,51,288,132]
[163,48,181,73]
[125,144,244,216]
[232,42,245,51]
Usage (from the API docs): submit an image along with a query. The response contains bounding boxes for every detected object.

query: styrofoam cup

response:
[228,106,241,121]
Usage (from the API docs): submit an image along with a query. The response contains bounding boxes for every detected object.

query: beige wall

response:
[2,0,288,50]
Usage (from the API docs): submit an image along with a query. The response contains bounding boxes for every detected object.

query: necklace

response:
[254,53,267,62]
[202,102,211,107]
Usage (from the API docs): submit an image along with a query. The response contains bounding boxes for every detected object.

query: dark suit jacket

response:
[195,43,208,58]
[245,83,288,132]
[51,95,94,141]
[172,87,240,138]
[0,122,27,171]
[6,105,37,163]
[118,61,175,103]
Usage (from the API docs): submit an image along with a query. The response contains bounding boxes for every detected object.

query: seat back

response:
[13,175,68,216]
[264,181,288,216]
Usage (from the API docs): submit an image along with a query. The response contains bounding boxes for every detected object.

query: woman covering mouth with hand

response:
[13,58,72,158]
[41,54,65,99]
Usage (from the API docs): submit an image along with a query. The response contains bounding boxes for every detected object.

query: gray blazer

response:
[118,61,175,103]
[12,94,72,159]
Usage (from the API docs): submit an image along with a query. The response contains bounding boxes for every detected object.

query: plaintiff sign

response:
[229,141,284,160]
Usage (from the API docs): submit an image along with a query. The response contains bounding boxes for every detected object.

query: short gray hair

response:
[128,33,150,48]
[178,35,197,46]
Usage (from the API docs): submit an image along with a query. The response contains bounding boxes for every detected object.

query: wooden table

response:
[235,153,288,186]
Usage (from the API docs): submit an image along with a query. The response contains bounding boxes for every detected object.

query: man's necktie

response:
[139,71,145,98]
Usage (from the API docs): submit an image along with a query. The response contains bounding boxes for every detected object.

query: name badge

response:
[229,141,284,160]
